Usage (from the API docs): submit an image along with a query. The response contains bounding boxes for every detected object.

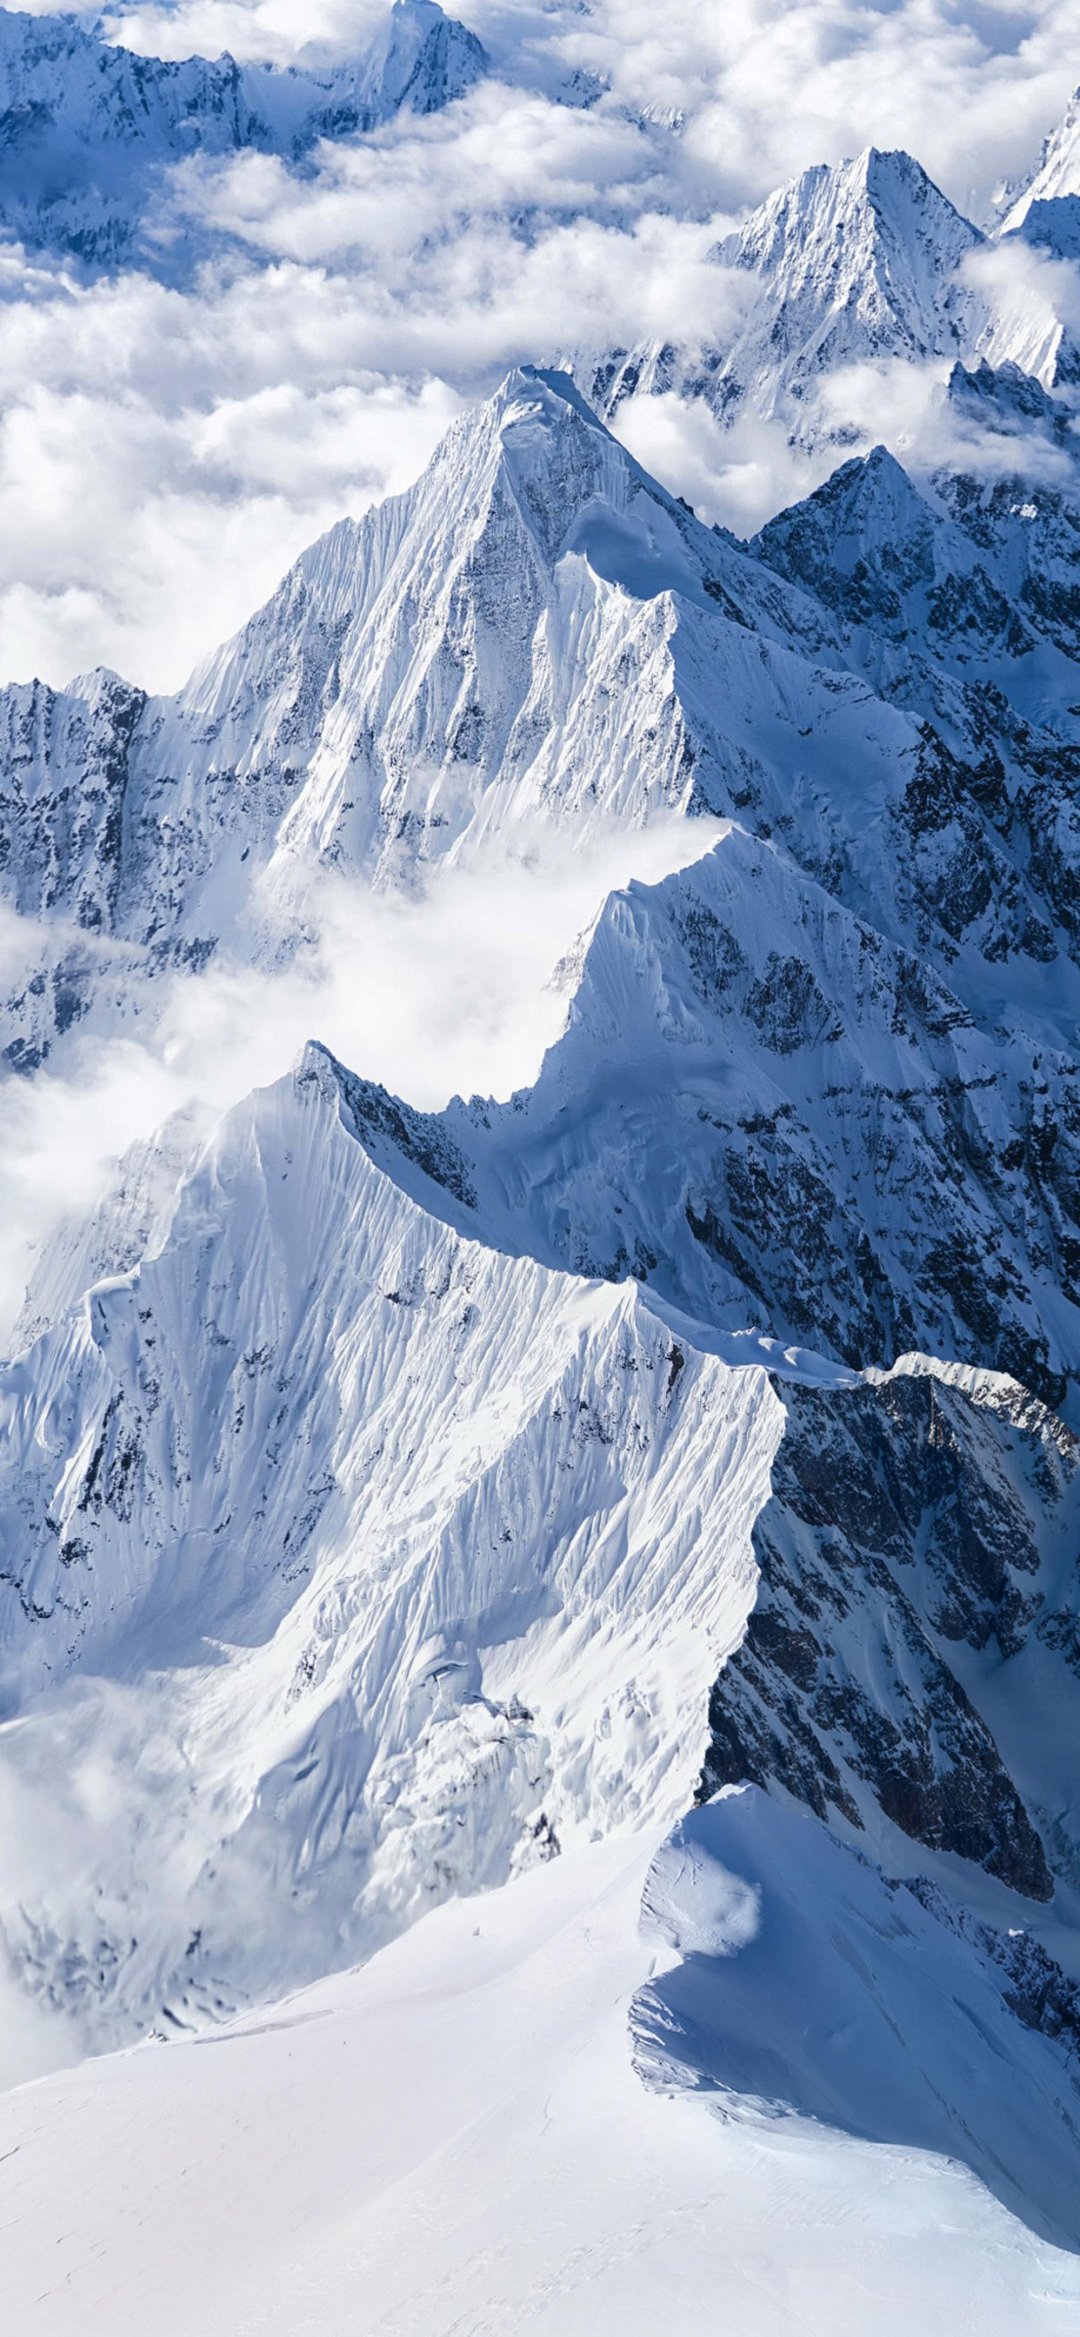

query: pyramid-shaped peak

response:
[709,144,984,397]
[491,364,605,420]
[729,144,981,268]
[859,145,958,201]
[831,442,926,501]
[360,0,488,114]
[753,440,931,559]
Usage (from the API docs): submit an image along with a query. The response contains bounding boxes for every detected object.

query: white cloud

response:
[102,0,1080,217]
[610,391,835,535]
[0,365,463,689]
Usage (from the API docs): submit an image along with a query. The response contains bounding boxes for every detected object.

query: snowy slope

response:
[5,1828,1078,2337]
[637,1790,1080,2250]
[0,2,488,264]
[1001,87,1080,238]
[0,1040,783,2051]
[336,823,1080,1410]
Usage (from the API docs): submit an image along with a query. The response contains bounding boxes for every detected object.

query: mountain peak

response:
[355,0,487,118]
[639,145,990,433]
[1001,84,1080,234]
[725,144,980,270]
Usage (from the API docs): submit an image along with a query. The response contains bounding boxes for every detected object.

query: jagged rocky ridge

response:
[0,1,488,266]
[700,1362,1080,1906]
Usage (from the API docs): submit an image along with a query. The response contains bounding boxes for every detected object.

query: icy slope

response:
[0,2,488,265]
[5,1831,1077,2337]
[0,1040,782,2051]
[1002,87,1080,237]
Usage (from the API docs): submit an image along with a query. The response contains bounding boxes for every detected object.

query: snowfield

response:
[4,1815,1080,2337]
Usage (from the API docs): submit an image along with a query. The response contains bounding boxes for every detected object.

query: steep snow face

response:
[0,1041,783,2050]
[637,1789,1080,2253]
[0,366,857,1061]
[0,3,487,265]
[591,149,986,437]
[158,366,838,894]
[351,0,488,122]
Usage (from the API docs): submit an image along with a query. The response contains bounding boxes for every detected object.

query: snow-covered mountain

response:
[593,148,986,433]
[0,2,488,264]
[588,138,1080,443]
[2,134,1080,2300]
[8,370,1078,1401]
[1001,85,1080,243]
[342,827,1078,1410]
[2,1005,1079,2097]
[5,360,1079,1082]
[0,365,846,1065]
[0,1038,784,2046]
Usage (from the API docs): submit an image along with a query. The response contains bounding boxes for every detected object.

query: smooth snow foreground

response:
[3,1805,1078,2337]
